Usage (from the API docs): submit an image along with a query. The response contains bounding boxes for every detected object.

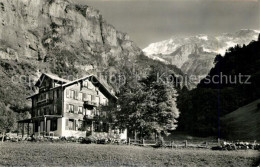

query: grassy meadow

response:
[0,142,259,166]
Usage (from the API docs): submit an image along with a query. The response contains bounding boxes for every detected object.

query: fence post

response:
[185,140,187,148]
[142,139,145,146]
[128,138,130,146]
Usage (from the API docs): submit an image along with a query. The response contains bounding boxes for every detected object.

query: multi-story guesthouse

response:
[19,73,127,139]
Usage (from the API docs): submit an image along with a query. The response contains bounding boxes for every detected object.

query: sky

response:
[74,0,260,48]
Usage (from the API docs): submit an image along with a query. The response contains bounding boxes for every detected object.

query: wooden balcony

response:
[37,99,53,107]
[83,101,97,109]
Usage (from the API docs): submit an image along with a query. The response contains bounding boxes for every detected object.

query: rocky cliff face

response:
[143,29,260,78]
[0,0,141,71]
[0,0,142,109]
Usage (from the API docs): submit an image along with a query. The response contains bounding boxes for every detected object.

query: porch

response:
[17,115,62,137]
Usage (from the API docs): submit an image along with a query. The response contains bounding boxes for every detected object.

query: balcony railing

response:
[37,99,53,107]
[83,101,97,108]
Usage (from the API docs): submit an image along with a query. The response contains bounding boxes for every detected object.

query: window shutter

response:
[74,120,77,130]
[66,104,69,112]
[83,93,86,101]
[91,95,94,101]
[79,93,83,101]
[66,89,70,98]
[71,105,74,113]
[75,91,78,100]
[75,105,78,114]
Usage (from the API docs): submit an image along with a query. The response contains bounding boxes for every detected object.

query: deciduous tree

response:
[0,103,16,142]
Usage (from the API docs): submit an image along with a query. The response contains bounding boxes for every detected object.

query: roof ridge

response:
[43,73,70,83]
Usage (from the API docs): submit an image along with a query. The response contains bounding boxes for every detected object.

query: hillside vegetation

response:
[177,35,260,137]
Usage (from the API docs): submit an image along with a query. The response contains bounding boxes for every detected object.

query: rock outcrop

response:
[0,0,141,72]
[0,0,142,109]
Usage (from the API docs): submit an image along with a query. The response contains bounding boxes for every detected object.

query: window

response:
[78,120,83,131]
[66,89,70,98]
[69,104,74,113]
[78,92,83,101]
[87,94,91,101]
[68,119,74,130]
[75,91,78,100]
[70,90,75,99]
[78,106,83,114]
[96,96,100,105]
[83,81,88,87]
[83,93,87,101]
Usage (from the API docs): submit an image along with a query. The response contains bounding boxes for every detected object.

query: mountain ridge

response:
[143,29,260,78]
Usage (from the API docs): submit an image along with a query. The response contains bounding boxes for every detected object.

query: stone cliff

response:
[0,0,142,109]
[0,0,141,72]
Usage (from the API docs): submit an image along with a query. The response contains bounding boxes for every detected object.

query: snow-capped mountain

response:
[143,29,260,79]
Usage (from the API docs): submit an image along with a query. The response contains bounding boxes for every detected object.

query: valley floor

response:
[0,142,259,166]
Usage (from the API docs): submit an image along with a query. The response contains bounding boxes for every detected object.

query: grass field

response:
[222,99,260,141]
[0,142,259,167]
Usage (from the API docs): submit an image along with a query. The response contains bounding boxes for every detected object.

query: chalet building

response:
[19,73,127,139]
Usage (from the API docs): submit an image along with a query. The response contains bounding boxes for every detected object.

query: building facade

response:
[22,73,126,139]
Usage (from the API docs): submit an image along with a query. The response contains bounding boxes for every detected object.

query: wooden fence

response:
[127,138,220,148]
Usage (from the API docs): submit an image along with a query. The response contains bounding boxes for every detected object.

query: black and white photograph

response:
[0,0,260,166]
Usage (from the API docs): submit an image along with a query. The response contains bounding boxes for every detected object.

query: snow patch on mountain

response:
[143,39,180,55]
[143,29,260,80]
[197,35,208,41]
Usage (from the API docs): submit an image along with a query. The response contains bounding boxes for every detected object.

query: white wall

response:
[47,120,51,133]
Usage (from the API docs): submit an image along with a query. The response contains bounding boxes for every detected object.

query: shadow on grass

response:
[252,155,260,167]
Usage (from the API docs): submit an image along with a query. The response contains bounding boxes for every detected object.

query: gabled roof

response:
[30,73,117,101]
[35,73,70,87]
